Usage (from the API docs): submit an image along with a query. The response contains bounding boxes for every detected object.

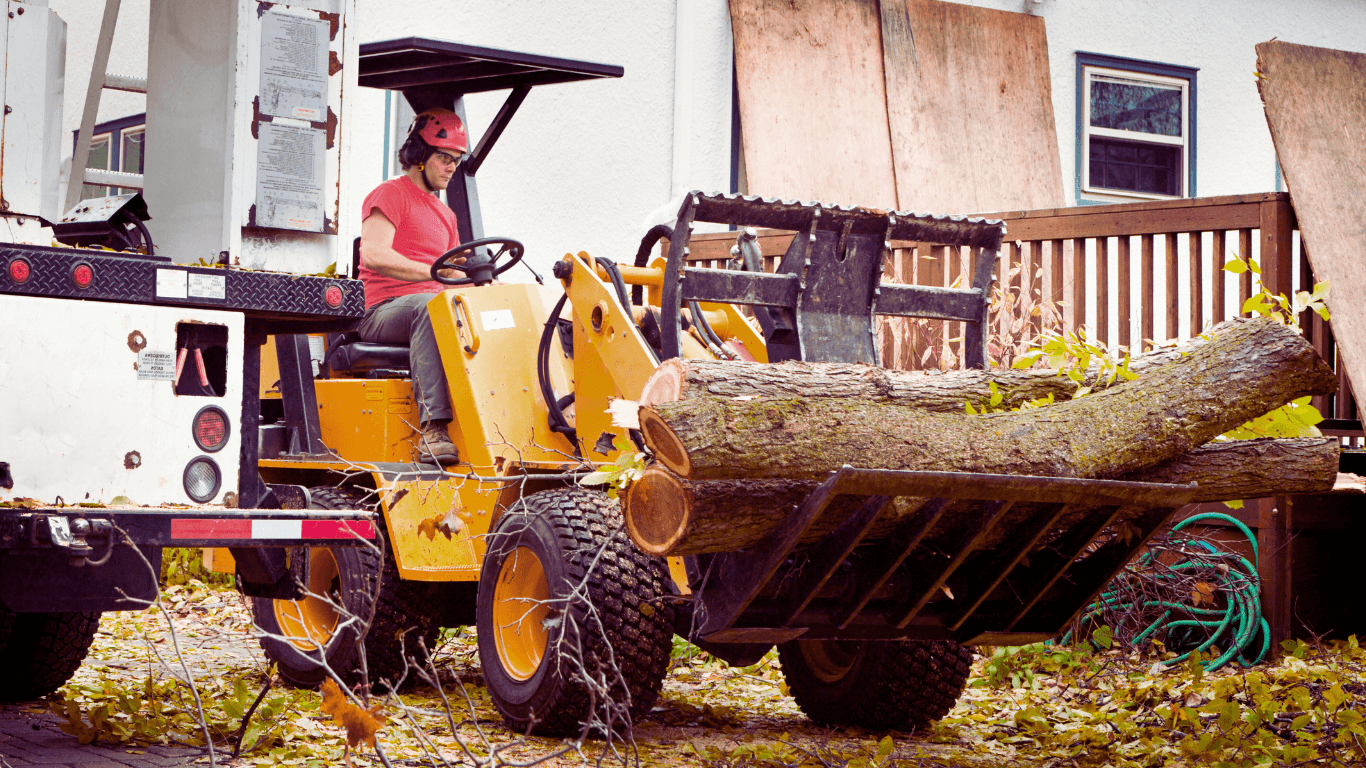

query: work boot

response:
[418,421,459,465]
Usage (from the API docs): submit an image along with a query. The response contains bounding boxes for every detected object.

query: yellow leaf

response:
[416,516,444,541]
[320,679,384,749]
[1191,581,1216,607]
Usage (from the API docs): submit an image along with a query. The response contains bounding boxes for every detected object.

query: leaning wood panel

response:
[1255,42,1365,396]
[882,0,1063,212]
[730,0,898,207]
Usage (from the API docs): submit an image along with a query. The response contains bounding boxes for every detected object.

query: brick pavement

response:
[0,704,211,767]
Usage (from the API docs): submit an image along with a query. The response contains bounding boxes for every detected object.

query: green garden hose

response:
[1067,511,1270,672]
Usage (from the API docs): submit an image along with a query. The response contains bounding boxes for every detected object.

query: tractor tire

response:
[252,486,439,690]
[778,638,973,732]
[477,487,675,736]
[0,608,100,701]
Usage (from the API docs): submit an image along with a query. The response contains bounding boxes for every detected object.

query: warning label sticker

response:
[156,269,187,299]
[188,273,226,300]
[138,350,176,381]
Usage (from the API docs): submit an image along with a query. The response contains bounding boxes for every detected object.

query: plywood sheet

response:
[1257,40,1366,395]
[729,0,898,208]
[882,0,1063,214]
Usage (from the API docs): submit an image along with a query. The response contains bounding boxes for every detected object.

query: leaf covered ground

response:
[40,580,1366,768]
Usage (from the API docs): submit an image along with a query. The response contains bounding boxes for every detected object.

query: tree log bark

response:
[637,316,1337,481]
[640,346,1185,413]
[622,437,1340,555]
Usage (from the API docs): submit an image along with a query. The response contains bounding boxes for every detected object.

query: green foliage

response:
[1220,395,1324,441]
[1226,257,1330,324]
[959,635,1366,767]
[1012,326,1138,399]
[689,734,899,768]
[158,547,234,589]
[976,629,1109,691]
[53,669,299,754]
[578,433,647,499]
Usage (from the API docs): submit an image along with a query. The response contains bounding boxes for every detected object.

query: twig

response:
[230,666,276,759]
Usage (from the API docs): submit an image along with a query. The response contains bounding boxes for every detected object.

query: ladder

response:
[63,0,145,214]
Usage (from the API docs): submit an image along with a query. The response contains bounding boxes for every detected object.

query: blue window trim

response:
[72,112,147,174]
[1075,52,1197,205]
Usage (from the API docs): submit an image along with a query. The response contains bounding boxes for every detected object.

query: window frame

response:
[72,112,147,199]
[1075,52,1197,205]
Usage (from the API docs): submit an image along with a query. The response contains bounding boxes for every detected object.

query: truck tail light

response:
[183,457,222,503]
[8,258,30,283]
[325,284,343,308]
[193,406,230,452]
[71,262,94,289]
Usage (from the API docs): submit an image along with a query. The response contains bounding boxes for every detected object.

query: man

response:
[356,108,467,464]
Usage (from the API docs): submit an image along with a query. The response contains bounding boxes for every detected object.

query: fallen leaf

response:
[320,678,384,750]
[940,584,955,600]
[1191,581,1216,607]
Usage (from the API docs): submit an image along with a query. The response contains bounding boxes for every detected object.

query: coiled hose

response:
[1066,512,1270,671]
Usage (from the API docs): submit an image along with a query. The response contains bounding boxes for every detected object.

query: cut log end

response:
[639,358,687,407]
[638,406,692,477]
[622,466,692,555]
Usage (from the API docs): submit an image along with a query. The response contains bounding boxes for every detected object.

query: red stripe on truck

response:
[171,519,252,539]
[170,518,377,540]
[301,520,378,539]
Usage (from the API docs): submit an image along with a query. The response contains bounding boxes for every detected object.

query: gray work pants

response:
[356,293,452,423]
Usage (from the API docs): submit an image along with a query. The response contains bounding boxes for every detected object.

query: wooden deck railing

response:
[679,191,1355,423]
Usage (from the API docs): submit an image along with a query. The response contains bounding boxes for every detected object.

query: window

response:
[1076,54,1196,203]
[72,113,147,201]
[80,134,112,200]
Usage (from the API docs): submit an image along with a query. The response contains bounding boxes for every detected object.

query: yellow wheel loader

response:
[233,38,1198,735]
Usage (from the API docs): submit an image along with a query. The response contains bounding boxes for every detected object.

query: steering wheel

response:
[430,237,525,286]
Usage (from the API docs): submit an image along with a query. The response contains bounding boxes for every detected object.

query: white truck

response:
[0,0,377,700]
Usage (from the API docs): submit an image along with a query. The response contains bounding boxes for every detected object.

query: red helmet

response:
[413,108,467,154]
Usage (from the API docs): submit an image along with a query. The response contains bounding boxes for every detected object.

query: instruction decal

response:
[155,268,187,299]
[256,122,326,232]
[188,273,226,300]
[259,10,329,121]
[481,309,516,330]
[137,350,175,381]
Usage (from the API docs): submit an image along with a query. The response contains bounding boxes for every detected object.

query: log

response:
[622,437,1340,555]
[639,346,1186,413]
[637,316,1337,481]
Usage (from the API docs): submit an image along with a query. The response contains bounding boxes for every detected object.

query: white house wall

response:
[36,1,1366,278]
[957,0,1366,203]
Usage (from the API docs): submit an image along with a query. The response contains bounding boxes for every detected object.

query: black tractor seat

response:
[326,331,410,376]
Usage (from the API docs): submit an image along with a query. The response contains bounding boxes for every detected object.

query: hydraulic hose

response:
[537,292,579,454]
[631,225,673,306]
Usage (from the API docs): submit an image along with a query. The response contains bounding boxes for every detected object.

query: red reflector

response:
[9,259,30,283]
[325,284,344,308]
[192,407,230,452]
[171,518,251,539]
[302,519,378,539]
[72,263,94,288]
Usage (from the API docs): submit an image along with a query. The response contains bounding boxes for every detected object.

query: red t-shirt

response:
[359,175,461,308]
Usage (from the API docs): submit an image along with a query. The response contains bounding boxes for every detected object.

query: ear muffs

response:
[398,115,431,168]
